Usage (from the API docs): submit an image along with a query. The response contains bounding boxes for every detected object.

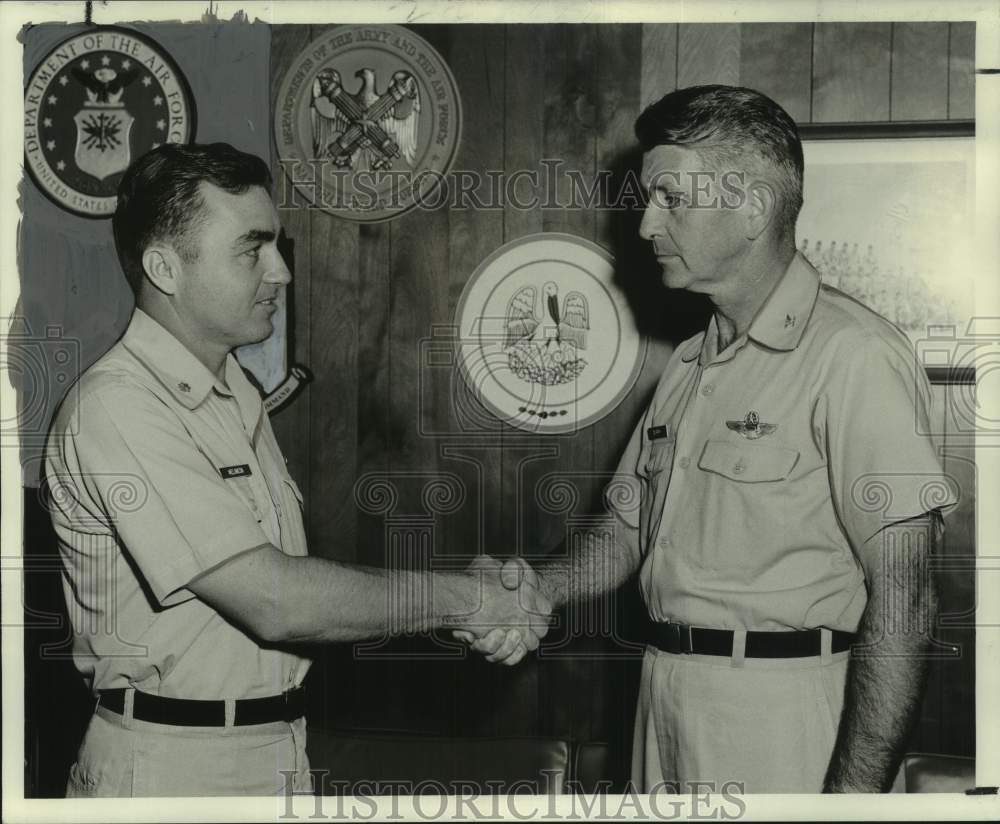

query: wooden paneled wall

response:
[269,22,976,761]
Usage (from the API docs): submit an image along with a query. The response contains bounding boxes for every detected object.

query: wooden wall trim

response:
[799,119,974,139]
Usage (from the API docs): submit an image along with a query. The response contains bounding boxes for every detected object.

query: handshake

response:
[447,555,555,667]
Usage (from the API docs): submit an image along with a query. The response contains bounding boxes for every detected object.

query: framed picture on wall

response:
[796,132,976,383]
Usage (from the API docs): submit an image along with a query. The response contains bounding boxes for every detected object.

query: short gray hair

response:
[635,85,803,242]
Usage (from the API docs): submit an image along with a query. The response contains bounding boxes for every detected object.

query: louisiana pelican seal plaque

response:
[455,233,647,434]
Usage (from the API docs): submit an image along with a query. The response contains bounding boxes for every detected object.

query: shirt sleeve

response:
[821,331,959,550]
[49,384,273,607]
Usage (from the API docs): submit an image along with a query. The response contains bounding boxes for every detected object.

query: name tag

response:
[647,425,670,441]
[220,464,252,479]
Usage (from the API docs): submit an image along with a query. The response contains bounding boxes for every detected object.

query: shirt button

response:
[701,383,715,396]
[659,537,672,549]
[678,456,690,469]
[733,460,746,475]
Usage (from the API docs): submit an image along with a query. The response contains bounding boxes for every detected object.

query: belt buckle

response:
[666,622,693,654]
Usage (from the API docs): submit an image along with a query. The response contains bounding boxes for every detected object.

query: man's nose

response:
[266,249,293,285]
[638,205,659,241]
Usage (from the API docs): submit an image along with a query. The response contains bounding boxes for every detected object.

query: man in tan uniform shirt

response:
[462,86,957,793]
[45,142,552,796]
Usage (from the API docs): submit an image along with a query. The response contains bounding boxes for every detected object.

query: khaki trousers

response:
[66,702,313,797]
[631,638,850,794]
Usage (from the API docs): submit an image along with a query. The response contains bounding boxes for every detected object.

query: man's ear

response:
[745,179,778,241]
[141,245,183,296]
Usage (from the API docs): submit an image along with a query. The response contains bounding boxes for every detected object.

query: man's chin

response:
[660,265,691,290]
[242,320,275,346]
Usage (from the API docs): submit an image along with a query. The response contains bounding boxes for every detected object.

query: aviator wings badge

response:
[726,410,777,440]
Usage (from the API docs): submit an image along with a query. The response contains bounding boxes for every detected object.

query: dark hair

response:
[112,142,272,295]
[635,85,803,241]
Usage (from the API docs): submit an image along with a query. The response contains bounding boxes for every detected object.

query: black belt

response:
[97,686,306,726]
[649,622,855,658]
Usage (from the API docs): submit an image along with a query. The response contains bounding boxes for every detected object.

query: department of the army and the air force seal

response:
[274,25,462,222]
[24,27,195,218]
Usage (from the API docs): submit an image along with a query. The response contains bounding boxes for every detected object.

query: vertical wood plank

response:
[677,24,741,89]
[640,24,677,111]
[540,26,598,241]
[595,25,642,249]
[444,24,519,738]
[308,211,359,563]
[535,23,600,742]
[355,221,392,563]
[891,23,950,121]
[383,23,455,733]
[948,22,975,120]
[333,220,393,731]
[812,23,892,122]
[504,25,545,242]
[445,21,506,554]
[739,23,813,123]
[480,23,550,738]
[591,23,648,761]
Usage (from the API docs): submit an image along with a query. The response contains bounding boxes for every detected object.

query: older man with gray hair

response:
[462,85,957,793]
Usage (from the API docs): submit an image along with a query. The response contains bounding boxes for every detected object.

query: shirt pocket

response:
[638,430,676,547]
[223,474,265,524]
[642,438,676,477]
[697,440,799,483]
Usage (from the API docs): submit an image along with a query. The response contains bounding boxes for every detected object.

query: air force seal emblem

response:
[24,27,195,218]
[726,410,778,439]
[274,25,461,222]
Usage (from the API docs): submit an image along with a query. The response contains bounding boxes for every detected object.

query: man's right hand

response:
[450,556,551,666]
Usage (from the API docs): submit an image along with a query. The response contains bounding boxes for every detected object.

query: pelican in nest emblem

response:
[726,410,777,439]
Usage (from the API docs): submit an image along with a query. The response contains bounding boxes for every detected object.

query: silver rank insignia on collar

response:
[726,409,777,440]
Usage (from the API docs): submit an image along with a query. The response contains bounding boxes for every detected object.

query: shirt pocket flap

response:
[698,440,799,482]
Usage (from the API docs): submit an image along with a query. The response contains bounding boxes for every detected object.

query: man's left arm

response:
[820,333,958,792]
[823,510,943,793]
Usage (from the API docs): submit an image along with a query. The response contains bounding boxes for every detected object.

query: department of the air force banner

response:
[23,26,195,218]
[274,24,462,222]
[455,233,648,434]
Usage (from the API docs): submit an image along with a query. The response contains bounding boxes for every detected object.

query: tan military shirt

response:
[45,309,311,699]
[608,253,957,632]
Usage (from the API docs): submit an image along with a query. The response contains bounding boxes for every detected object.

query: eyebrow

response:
[232,228,277,248]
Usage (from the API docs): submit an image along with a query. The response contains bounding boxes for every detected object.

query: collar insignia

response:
[726,409,777,440]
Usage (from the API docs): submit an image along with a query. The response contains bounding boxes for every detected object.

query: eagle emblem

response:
[504,282,590,386]
[23,28,194,217]
[71,63,141,181]
[310,67,420,171]
[726,410,778,439]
